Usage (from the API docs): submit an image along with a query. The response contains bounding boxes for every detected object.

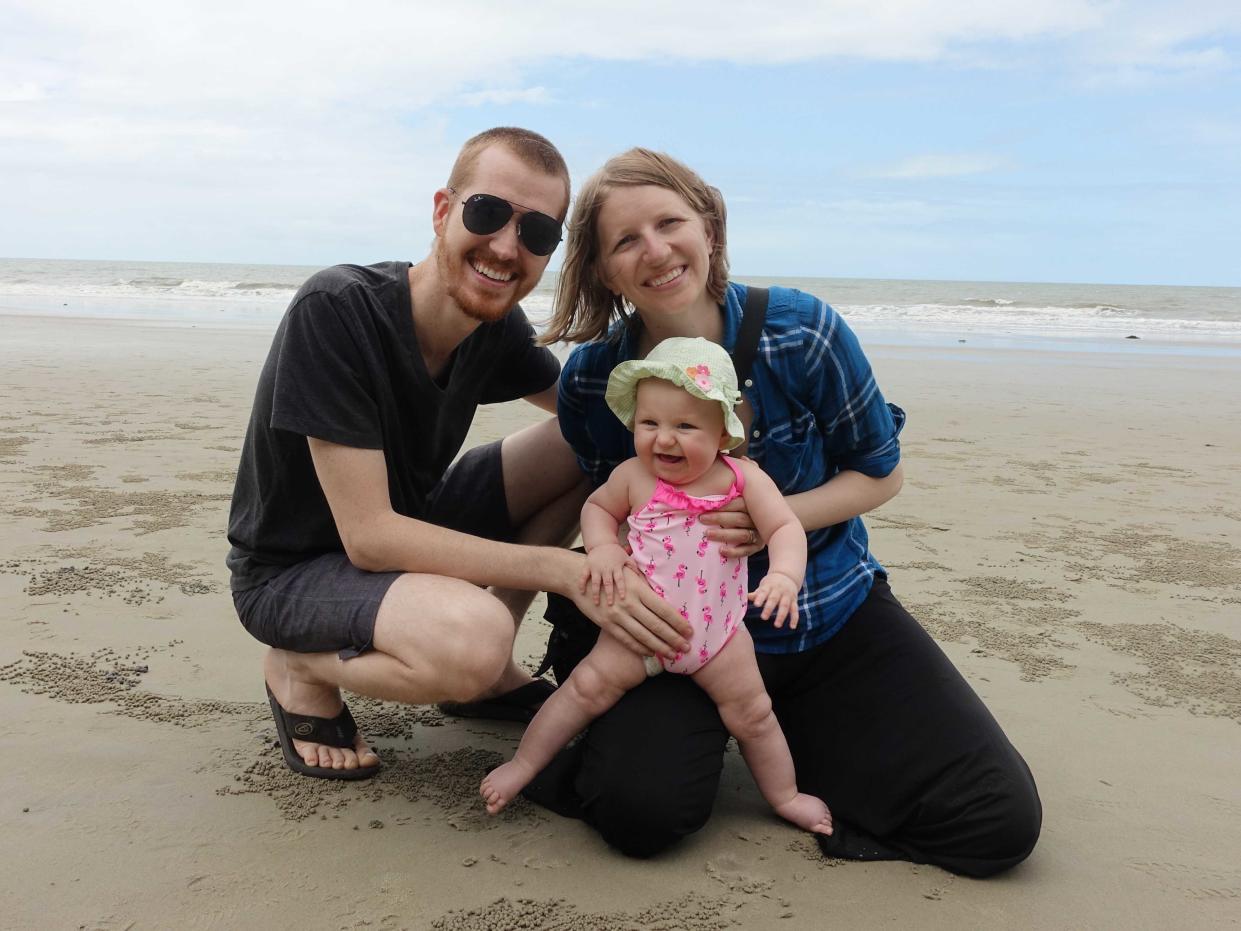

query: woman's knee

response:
[942,767,1043,878]
[978,776,1042,875]
[581,751,719,857]
[588,777,715,858]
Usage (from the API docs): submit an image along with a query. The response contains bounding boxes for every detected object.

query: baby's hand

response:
[580,543,634,606]
[749,571,801,628]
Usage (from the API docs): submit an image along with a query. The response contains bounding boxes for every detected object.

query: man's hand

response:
[749,570,801,629]
[571,564,692,659]
[581,543,635,606]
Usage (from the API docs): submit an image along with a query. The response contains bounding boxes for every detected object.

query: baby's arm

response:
[738,461,808,628]
[580,460,640,605]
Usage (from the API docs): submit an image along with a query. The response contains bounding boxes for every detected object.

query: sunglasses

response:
[449,188,563,257]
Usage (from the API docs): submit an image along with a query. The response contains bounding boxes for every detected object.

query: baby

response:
[481,337,831,834]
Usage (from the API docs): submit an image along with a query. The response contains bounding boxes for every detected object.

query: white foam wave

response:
[0,276,297,304]
[837,302,1241,340]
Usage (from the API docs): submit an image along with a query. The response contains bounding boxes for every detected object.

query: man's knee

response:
[442,607,515,701]
[379,586,514,703]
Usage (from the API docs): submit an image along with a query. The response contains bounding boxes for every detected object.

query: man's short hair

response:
[447,127,571,218]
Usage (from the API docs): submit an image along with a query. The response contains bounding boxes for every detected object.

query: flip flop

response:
[437,678,557,723]
[265,684,382,780]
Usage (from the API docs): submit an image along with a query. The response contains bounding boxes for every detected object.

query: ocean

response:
[2,257,1239,356]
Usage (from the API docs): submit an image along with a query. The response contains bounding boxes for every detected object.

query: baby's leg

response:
[481,632,648,814]
[691,626,833,835]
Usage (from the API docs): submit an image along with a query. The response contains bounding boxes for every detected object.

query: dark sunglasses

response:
[448,187,563,256]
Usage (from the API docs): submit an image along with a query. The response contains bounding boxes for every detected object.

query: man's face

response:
[432,145,568,324]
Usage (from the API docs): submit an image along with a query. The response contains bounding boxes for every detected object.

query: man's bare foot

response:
[773,793,834,835]
[480,757,538,814]
[264,648,379,772]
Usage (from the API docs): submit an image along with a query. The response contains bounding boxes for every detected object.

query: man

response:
[227,128,690,779]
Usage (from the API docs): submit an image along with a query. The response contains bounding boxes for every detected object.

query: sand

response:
[2,314,1239,930]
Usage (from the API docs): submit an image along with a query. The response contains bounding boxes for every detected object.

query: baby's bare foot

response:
[774,793,833,835]
[480,758,537,815]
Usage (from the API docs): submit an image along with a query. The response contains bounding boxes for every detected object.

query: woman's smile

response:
[645,266,686,289]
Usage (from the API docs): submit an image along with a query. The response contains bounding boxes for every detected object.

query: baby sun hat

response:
[605,336,745,451]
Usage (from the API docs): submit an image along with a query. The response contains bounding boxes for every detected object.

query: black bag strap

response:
[732,285,768,386]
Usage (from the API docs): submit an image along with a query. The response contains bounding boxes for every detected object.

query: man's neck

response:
[407,260,482,379]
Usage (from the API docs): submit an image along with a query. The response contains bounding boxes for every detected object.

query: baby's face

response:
[632,378,728,486]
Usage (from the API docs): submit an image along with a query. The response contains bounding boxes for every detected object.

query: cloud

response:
[455,87,551,107]
[0,81,45,102]
[2,4,1234,141]
[2,0,1237,266]
[869,154,1008,180]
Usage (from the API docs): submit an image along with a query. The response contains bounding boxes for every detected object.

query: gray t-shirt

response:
[226,261,559,591]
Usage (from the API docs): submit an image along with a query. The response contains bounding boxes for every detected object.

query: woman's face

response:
[595,185,715,320]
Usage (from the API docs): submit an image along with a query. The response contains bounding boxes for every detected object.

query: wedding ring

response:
[748,529,758,546]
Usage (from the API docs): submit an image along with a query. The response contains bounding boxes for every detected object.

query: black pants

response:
[524,578,1041,878]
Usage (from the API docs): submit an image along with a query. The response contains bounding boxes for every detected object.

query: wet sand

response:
[2,314,1239,929]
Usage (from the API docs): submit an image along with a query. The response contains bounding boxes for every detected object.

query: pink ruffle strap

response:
[649,455,746,514]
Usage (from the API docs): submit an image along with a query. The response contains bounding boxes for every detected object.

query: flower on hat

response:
[686,363,712,391]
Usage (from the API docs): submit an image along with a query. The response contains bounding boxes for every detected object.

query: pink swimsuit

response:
[628,456,749,675]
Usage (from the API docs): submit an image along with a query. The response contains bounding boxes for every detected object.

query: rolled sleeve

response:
[558,347,618,487]
[804,299,905,479]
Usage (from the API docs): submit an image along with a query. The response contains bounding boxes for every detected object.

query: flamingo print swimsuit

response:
[628,455,749,675]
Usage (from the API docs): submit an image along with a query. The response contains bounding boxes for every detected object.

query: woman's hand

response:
[699,497,765,559]
[570,560,692,659]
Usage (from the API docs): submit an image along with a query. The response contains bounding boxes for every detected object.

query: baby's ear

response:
[718,431,732,451]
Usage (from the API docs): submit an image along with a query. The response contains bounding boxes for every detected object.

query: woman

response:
[527,149,1040,878]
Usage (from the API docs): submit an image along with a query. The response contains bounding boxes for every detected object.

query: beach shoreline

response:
[2,313,1239,929]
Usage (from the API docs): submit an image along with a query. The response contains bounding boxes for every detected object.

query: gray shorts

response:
[232,440,514,659]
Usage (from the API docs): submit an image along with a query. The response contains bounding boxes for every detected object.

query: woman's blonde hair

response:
[542,148,729,345]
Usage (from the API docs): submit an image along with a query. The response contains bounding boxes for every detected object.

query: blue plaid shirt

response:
[558,282,906,654]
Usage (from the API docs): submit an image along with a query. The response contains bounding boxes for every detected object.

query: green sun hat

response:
[605,337,745,451]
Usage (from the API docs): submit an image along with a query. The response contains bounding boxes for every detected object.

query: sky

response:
[2,1,1239,286]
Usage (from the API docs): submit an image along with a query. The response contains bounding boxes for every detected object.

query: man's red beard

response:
[435,238,526,324]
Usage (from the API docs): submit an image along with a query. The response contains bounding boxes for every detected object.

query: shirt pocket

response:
[759,433,824,494]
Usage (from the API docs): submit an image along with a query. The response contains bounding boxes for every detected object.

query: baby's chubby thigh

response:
[690,625,775,741]
[561,631,652,719]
